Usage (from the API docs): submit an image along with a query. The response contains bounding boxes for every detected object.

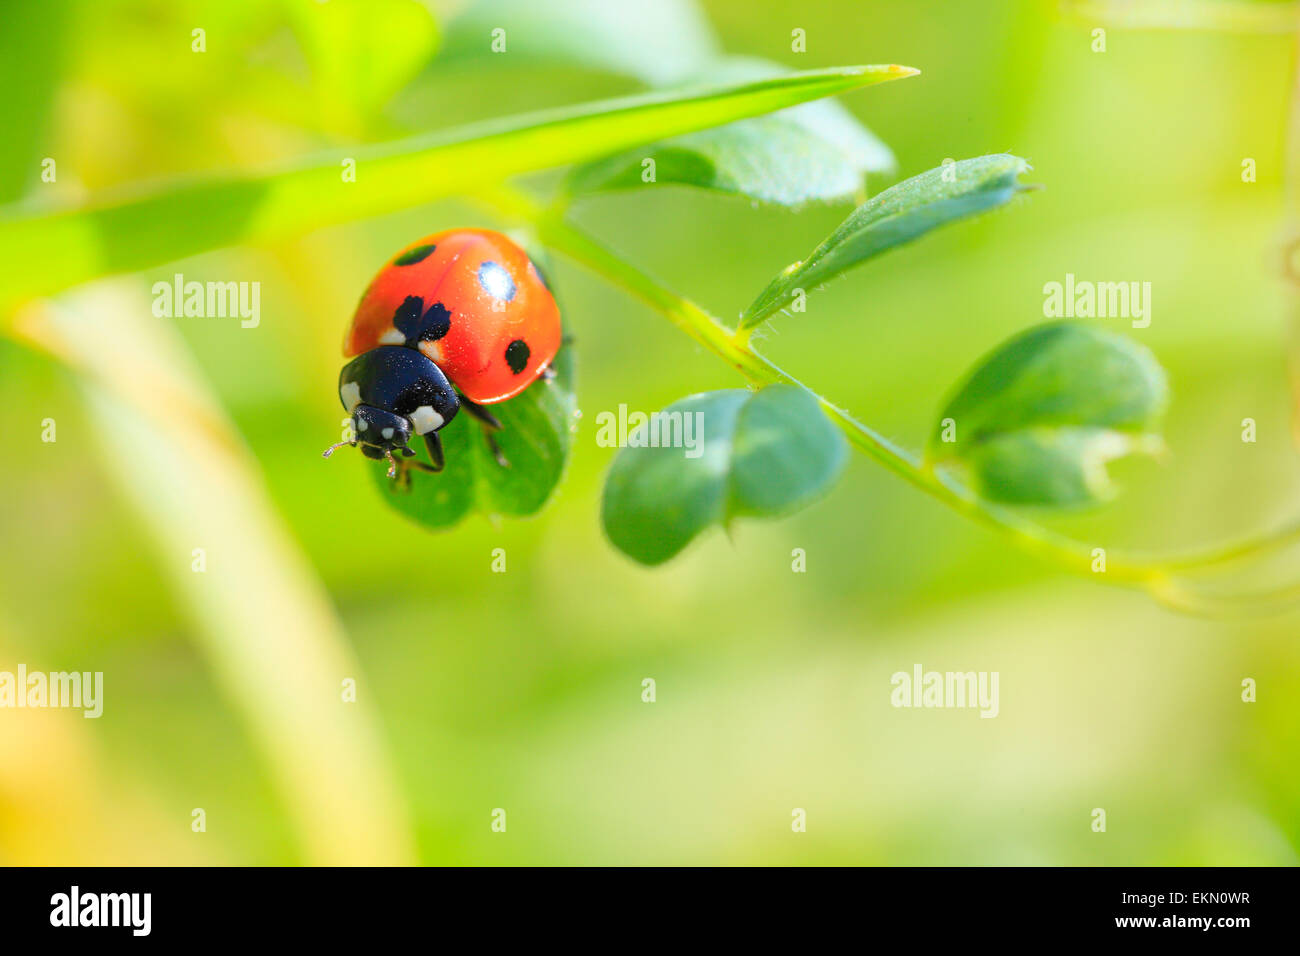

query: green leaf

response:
[371,344,577,528]
[740,153,1031,327]
[0,0,68,203]
[286,0,440,138]
[0,64,918,313]
[566,57,896,206]
[438,0,719,85]
[929,322,1169,507]
[959,428,1164,507]
[601,385,848,565]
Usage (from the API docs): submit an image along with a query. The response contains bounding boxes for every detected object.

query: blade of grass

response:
[0,65,917,313]
[11,286,416,865]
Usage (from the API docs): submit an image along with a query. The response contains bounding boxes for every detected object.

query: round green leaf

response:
[930,322,1169,507]
[370,344,577,529]
[601,385,848,565]
[962,427,1164,507]
[287,0,440,137]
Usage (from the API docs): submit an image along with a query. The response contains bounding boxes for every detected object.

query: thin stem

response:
[481,185,1300,613]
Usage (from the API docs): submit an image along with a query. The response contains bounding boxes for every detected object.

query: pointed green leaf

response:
[371,344,577,528]
[565,116,868,206]
[741,153,1031,327]
[601,385,847,565]
[0,64,918,313]
[929,322,1169,507]
[566,57,896,206]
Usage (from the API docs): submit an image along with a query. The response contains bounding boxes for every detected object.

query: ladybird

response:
[323,229,562,483]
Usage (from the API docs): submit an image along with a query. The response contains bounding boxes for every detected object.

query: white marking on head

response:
[356,417,368,431]
[381,427,394,440]
[379,329,405,345]
[420,341,443,363]
[410,405,445,435]
[341,381,362,412]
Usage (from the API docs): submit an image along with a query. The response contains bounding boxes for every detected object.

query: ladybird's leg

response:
[464,406,510,466]
[394,458,414,492]
[483,430,509,468]
[423,432,446,472]
[458,394,510,467]
[392,454,435,492]
[458,395,502,431]
[405,455,438,474]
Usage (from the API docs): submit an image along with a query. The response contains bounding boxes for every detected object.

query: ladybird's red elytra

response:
[345,228,562,404]
[325,229,563,483]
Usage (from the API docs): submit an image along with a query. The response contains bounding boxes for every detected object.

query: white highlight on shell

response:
[478,260,516,300]
[410,405,445,435]
[341,381,362,412]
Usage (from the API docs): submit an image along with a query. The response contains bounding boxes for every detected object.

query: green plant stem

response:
[482,185,1300,613]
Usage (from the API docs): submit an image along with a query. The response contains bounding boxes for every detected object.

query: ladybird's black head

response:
[321,403,419,479]
[325,345,461,479]
[352,404,413,456]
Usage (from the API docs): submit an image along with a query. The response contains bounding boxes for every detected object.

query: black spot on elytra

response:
[393,296,424,340]
[419,302,451,341]
[393,296,453,347]
[505,339,530,374]
[393,244,435,266]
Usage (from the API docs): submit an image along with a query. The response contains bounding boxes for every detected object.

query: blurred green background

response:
[2,0,1298,865]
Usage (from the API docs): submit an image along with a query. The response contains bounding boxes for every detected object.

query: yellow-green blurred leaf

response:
[438,0,718,85]
[0,0,68,202]
[286,0,440,138]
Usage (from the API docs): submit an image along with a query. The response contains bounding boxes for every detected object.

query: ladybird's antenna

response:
[321,439,355,459]
[383,449,398,479]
